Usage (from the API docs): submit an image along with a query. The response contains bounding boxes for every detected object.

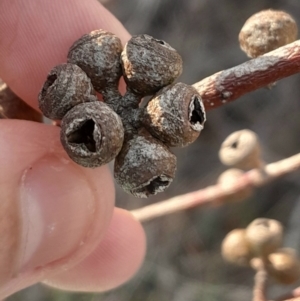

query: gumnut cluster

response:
[38,30,206,198]
[222,218,300,285]
[216,129,262,203]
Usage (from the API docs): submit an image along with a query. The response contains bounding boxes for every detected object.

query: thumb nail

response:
[19,155,96,272]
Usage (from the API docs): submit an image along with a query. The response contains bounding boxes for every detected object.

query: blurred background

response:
[8,0,300,300]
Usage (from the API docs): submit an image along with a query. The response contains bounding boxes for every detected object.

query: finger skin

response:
[0,0,130,109]
[0,120,112,298]
[0,120,146,299]
[44,209,146,292]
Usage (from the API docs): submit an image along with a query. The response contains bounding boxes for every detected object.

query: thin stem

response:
[252,259,268,301]
[102,85,141,140]
[193,40,300,110]
[131,152,300,222]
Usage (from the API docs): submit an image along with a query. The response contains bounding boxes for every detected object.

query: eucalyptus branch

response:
[193,40,300,109]
[131,152,300,222]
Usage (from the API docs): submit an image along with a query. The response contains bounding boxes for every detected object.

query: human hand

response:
[0,0,146,298]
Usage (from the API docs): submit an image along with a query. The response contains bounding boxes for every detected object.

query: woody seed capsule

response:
[221,229,253,266]
[38,63,96,120]
[219,129,261,170]
[121,34,183,96]
[239,10,298,58]
[268,248,300,284]
[61,100,124,168]
[142,83,206,147]
[245,218,283,257]
[68,30,123,92]
[114,129,177,198]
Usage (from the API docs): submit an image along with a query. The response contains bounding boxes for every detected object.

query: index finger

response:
[0,0,130,110]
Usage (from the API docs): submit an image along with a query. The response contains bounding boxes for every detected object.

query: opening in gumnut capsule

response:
[41,74,57,98]
[231,141,238,148]
[190,96,205,126]
[145,177,170,195]
[67,119,97,152]
[156,39,165,45]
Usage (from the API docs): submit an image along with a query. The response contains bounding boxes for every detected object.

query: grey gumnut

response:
[61,101,124,168]
[121,34,183,96]
[38,63,96,120]
[68,29,123,93]
[114,129,177,198]
[142,83,206,147]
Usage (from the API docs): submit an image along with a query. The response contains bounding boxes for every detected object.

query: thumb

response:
[0,119,115,297]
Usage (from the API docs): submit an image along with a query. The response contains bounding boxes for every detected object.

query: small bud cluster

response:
[222,218,300,285]
[217,129,262,203]
[38,30,206,198]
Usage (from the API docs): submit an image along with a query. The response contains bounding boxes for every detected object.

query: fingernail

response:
[19,155,96,271]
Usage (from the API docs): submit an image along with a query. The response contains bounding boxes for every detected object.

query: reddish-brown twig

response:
[131,152,300,222]
[193,40,300,109]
